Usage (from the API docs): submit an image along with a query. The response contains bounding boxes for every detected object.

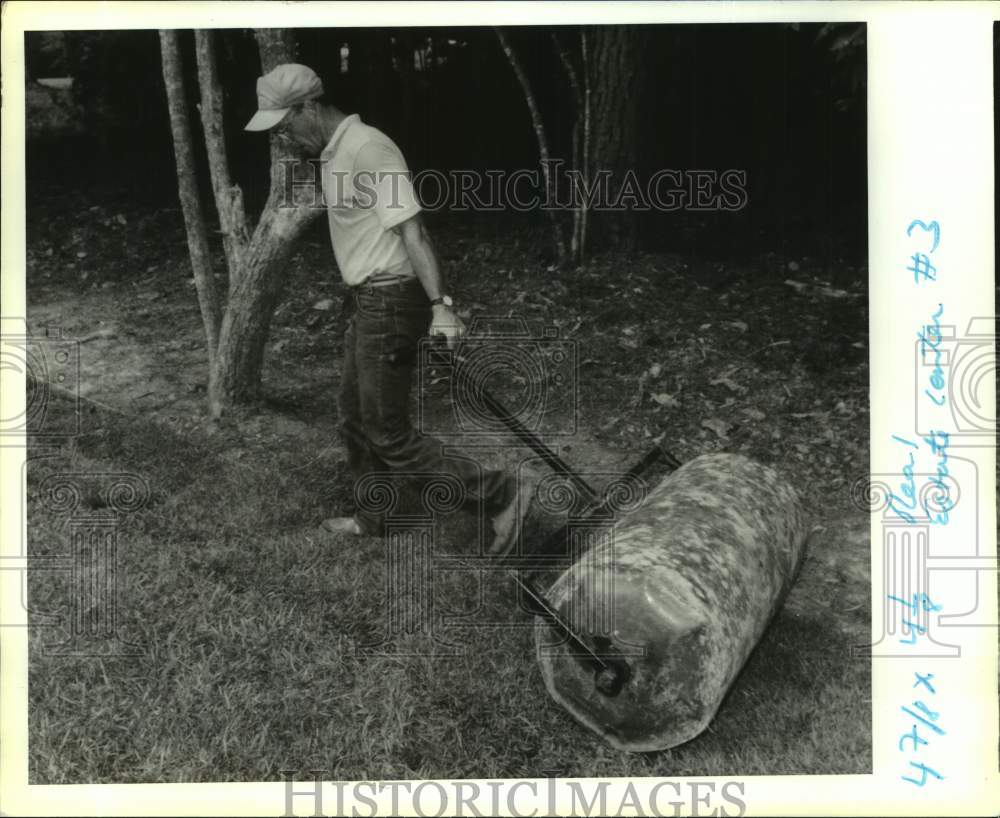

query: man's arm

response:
[395,213,467,348]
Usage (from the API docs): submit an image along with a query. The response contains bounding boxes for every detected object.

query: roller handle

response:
[425,340,599,502]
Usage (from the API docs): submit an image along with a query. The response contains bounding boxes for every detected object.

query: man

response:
[245,63,531,552]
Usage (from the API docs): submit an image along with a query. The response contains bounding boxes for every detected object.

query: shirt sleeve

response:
[353,140,422,230]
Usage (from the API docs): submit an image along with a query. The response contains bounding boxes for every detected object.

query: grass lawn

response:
[25,189,871,782]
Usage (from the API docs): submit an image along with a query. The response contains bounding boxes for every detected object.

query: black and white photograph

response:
[20,17,871,786]
[4,3,996,816]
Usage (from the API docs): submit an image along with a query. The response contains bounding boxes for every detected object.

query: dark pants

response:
[338,277,509,534]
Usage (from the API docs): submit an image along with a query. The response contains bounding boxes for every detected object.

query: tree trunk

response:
[255,28,297,72]
[158,29,221,363]
[552,32,586,264]
[194,29,250,292]
[586,26,647,253]
[209,188,320,416]
[207,28,324,417]
[495,27,566,266]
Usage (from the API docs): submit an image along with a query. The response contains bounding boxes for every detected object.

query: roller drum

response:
[535,453,809,752]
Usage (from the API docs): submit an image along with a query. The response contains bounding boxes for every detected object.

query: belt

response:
[350,274,418,291]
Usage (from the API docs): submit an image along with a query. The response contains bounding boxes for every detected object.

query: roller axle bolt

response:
[594,661,630,697]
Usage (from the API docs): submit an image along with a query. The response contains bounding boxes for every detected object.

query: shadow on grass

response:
[26,392,869,783]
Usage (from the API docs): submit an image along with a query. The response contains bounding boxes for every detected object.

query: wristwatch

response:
[430,295,453,307]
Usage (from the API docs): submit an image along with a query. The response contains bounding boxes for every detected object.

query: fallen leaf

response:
[702,418,731,439]
[647,363,662,378]
[742,408,766,421]
[80,327,118,343]
[724,320,749,332]
[710,375,745,394]
[312,298,335,311]
[818,286,850,299]
[651,393,679,407]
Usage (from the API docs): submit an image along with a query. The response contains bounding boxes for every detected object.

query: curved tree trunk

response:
[207,29,324,417]
[586,26,648,253]
[495,27,567,266]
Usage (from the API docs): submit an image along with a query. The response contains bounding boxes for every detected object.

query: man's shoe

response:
[489,471,539,557]
[319,516,364,536]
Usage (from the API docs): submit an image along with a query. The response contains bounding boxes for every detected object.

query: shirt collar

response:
[321,113,361,159]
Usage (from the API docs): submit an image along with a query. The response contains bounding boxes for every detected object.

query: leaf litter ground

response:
[25,190,871,781]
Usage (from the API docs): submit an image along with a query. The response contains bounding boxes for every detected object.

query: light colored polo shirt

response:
[320,114,422,286]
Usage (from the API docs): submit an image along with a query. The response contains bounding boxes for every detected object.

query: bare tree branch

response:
[495,27,566,265]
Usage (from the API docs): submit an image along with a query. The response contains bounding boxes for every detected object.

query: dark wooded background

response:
[25,25,867,264]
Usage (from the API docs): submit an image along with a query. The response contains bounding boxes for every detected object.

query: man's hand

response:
[429,305,467,349]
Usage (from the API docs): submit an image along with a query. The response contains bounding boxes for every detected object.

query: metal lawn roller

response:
[430,341,810,752]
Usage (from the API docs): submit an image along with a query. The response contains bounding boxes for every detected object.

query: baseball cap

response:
[245,63,324,131]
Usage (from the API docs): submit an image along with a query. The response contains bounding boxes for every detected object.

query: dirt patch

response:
[25,192,872,646]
